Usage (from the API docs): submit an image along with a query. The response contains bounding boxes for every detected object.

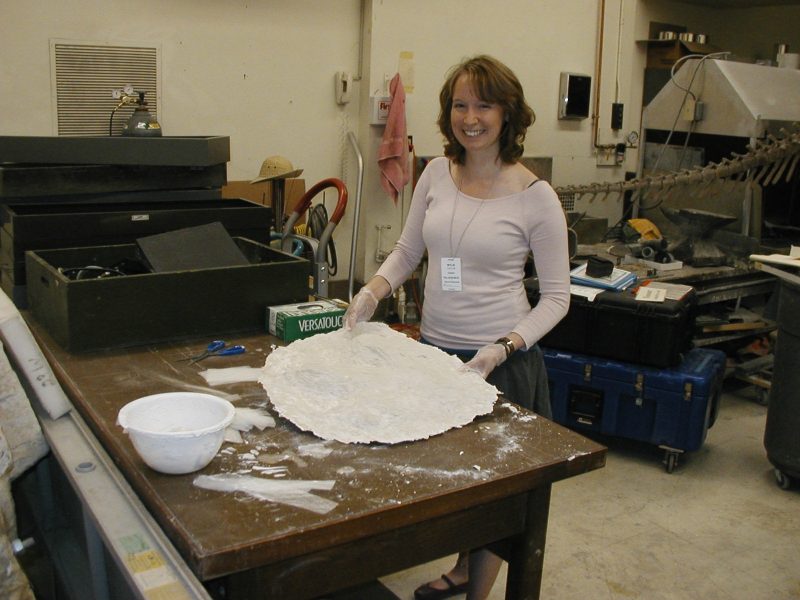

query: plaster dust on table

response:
[193,473,337,514]
[259,322,499,444]
[502,401,538,422]
[392,464,490,481]
[223,428,244,444]
[297,441,333,458]
[221,407,275,444]
[229,407,275,432]
[201,366,262,386]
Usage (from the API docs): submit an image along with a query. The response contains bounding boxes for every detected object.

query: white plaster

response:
[259,322,498,444]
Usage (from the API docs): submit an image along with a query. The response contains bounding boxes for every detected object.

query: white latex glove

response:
[342,288,379,331]
[464,343,507,379]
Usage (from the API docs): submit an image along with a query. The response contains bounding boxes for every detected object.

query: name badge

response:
[441,257,462,291]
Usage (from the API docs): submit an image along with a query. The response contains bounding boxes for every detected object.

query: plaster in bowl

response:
[117,392,235,475]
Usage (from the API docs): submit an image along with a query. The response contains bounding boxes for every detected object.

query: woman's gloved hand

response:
[342,288,379,330]
[464,343,507,379]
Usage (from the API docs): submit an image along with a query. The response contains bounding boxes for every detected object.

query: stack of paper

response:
[570,263,637,291]
[638,280,694,301]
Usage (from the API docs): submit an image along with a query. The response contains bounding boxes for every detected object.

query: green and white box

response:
[268,299,347,342]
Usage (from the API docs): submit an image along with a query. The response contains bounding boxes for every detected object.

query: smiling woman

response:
[342,55,571,600]
[449,80,505,166]
[437,55,535,168]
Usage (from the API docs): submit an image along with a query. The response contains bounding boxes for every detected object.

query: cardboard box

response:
[268,299,347,342]
[222,178,306,213]
[222,180,268,205]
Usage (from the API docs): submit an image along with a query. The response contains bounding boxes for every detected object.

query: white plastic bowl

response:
[117,392,235,475]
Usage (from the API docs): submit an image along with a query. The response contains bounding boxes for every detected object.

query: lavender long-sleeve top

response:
[376,157,570,350]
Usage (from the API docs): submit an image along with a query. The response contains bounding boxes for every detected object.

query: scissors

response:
[184,340,246,364]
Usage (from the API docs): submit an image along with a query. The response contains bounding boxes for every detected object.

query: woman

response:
[344,55,570,600]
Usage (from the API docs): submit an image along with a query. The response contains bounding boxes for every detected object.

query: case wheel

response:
[774,468,795,490]
[664,451,679,474]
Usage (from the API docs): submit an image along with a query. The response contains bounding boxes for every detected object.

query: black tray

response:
[0,163,227,199]
[26,238,307,352]
[0,135,230,167]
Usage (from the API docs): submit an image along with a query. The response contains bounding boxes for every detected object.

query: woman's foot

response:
[413,573,468,600]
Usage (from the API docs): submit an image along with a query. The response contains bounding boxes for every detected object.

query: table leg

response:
[504,484,552,600]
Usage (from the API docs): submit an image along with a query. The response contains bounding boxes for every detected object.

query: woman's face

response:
[450,74,504,157]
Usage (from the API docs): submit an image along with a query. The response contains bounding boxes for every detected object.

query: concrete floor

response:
[379,381,800,600]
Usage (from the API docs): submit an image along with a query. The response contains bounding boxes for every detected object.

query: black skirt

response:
[420,338,552,418]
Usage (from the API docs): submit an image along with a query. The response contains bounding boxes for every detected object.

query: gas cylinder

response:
[122,92,162,137]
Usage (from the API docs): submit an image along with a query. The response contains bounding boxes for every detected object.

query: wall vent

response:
[51,41,159,136]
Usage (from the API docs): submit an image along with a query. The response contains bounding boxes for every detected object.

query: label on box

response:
[268,300,347,342]
[635,286,667,302]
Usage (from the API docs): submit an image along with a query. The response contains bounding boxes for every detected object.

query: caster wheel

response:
[665,452,678,474]
[774,468,794,490]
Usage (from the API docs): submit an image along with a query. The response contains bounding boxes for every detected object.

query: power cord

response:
[602,51,731,239]
[640,52,731,211]
[59,265,127,280]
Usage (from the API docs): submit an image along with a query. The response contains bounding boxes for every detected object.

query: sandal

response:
[413,573,468,600]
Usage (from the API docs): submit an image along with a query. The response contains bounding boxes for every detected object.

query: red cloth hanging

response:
[377,73,410,204]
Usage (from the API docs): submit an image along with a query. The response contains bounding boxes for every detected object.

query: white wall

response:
[0,0,362,185]
[1,0,798,286]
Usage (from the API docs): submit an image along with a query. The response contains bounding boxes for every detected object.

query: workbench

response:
[24,321,606,600]
[576,242,777,306]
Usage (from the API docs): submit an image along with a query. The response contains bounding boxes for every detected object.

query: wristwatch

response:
[495,336,516,359]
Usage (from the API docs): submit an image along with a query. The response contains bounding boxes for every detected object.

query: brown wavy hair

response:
[437,55,535,165]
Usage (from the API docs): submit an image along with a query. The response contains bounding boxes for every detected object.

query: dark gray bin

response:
[26,238,308,352]
[764,278,800,486]
[0,135,230,167]
[1,199,273,308]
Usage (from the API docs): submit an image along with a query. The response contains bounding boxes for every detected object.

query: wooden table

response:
[31,322,606,599]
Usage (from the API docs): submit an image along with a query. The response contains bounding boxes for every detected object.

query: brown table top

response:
[29,321,606,582]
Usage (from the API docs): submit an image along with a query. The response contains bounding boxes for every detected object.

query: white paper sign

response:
[636,286,667,302]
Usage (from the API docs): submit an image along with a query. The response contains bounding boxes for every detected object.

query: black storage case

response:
[0,135,230,167]
[0,136,230,200]
[25,238,308,352]
[530,285,697,368]
[1,199,272,306]
[0,163,227,199]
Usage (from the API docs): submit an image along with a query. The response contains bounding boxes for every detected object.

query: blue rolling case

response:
[543,347,727,472]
